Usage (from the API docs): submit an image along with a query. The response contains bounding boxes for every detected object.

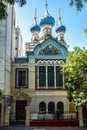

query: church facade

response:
[1,2,76,126]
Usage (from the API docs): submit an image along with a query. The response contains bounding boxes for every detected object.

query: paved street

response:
[0,126,87,130]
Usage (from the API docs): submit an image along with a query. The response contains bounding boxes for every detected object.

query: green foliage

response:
[67,0,87,35]
[0,1,7,19]
[14,0,26,7]
[3,0,27,7]
[67,0,87,11]
[61,47,87,106]
[84,27,87,36]
[0,0,26,20]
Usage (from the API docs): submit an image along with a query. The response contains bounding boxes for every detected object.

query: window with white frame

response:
[39,66,46,87]
[15,68,28,88]
[48,66,54,87]
[56,66,63,87]
[37,65,63,89]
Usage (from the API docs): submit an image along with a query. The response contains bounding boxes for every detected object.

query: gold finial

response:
[34,8,37,21]
[45,0,48,11]
[58,8,61,20]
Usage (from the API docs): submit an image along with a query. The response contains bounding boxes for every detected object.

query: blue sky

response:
[15,0,87,51]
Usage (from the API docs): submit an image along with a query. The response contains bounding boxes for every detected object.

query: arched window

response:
[48,102,55,114]
[57,102,64,114]
[39,102,46,114]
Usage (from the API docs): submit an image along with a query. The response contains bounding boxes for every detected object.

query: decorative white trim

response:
[37,60,64,66]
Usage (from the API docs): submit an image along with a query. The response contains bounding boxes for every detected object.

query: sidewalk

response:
[0,126,87,130]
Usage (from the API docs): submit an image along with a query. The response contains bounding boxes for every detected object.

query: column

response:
[54,66,56,88]
[5,106,11,126]
[46,66,48,88]
[62,68,64,88]
[37,66,39,89]
[10,99,15,121]
[25,106,30,126]
[78,106,83,127]
[46,102,48,114]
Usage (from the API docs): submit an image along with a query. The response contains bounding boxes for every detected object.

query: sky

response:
[14,0,87,51]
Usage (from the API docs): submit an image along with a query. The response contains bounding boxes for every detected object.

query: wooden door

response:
[16,100,27,120]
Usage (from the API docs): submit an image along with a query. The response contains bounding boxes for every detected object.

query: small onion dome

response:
[39,13,55,27]
[30,23,40,32]
[30,8,40,33]
[56,24,66,33]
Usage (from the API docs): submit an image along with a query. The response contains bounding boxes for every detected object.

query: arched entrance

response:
[11,88,31,125]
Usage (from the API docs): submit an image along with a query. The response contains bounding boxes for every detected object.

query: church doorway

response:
[15,100,27,121]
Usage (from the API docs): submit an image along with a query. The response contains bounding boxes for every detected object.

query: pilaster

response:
[78,106,83,127]
[5,106,11,126]
[25,106,30,126]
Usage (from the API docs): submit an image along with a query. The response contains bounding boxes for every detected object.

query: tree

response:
[67,0,87,35]
[62,47,87,106]
[67,0,87,11]
[84,26,87,36]
[61,47,87,126]
[0,0,26,20]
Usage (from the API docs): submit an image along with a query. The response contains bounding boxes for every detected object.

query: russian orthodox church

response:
[1,1,77,126]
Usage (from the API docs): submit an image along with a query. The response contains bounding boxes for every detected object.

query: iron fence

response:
[30,113,76,120]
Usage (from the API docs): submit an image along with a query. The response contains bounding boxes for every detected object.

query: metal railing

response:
[30,113,76,120]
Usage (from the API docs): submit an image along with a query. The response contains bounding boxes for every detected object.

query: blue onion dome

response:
[39,1,55,27]
[56,24,66,33]
[30,23,40,32]
[30,9,40,32]
[56,8,66,33]
[39,12,55,27]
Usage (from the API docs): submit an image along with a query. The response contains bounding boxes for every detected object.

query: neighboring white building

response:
[0,4,15,96]
[15,27,23,57]
[0,4,16,125]
[0,4,23,95]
